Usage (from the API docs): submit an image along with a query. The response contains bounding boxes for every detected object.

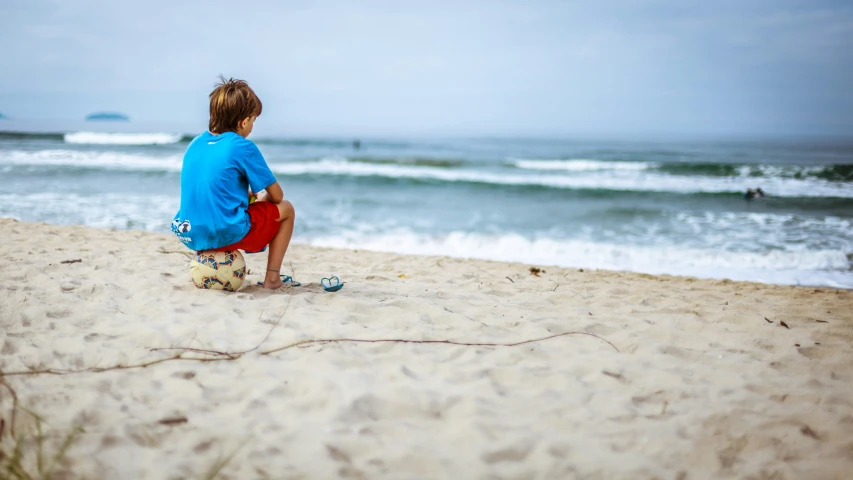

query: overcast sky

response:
[1,0,852,138]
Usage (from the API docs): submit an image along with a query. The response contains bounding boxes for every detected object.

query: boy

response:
[172,76,295,290]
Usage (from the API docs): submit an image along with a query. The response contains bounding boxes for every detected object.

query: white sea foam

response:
[667,211,853,250]
[734,164,830,178]
[301,229,853,288]
[509,158,654,171]
[2,151,851,198]
[513,158,841,180]
[0,149,182,171]
[2,190,850,287]
[269,157,853,198]
[0,192,178,232]
[64,132,183,145]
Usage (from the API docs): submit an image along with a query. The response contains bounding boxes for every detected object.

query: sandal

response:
[257,274,301,287]
[321,276,344,292]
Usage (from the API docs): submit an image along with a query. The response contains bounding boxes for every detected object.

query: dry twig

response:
[0,330,618,378]
[0,378,19,437]
[259,331,619,356]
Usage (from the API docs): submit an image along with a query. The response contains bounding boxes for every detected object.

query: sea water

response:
[1,128,851,288]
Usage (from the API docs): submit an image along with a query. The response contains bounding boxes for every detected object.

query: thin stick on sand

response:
[258,331,619,355]
[0,330,617,378]
[0,378,19,437]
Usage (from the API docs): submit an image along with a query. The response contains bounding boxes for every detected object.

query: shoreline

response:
[3,216,851,291]
[1,218,852,477]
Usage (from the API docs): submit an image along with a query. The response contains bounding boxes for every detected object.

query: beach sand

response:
[1,217,852,479]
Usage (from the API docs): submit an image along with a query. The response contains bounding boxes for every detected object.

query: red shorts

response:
[214,202,280,253]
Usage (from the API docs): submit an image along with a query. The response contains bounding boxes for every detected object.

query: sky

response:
[0,0,852,138]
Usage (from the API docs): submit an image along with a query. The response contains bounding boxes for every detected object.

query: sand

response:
[1,217,852,479]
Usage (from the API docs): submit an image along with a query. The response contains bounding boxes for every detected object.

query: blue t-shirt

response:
[172,131,277,251]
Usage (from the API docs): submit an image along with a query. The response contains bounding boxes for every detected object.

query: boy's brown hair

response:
[208,75,263,133]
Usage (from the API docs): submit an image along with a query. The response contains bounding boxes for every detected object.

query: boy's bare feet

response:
[262,271,283,289]
[262,201,295,290]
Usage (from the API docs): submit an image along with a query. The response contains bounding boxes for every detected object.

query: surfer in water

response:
[744,188,765,200]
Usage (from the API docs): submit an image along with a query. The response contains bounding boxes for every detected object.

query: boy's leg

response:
[262,200,296,289]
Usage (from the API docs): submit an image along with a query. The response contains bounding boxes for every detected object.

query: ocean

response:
[1,127,852,288]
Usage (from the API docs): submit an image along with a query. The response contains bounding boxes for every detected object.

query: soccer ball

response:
[189,250,246,292]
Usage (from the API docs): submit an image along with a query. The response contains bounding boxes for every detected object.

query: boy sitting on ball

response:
[172,76,295,289]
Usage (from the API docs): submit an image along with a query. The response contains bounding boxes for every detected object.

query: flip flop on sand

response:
[257,275,301,287]
[321,276,344,292]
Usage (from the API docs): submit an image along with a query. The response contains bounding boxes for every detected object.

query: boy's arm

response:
[261,182,284,204]
[243,142,281,203]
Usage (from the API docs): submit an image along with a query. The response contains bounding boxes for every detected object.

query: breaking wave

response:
[2,151,852,199]
[268,158,853,198]
[508,158,653,171]
[302,228,853,288]
[63,132,187,145]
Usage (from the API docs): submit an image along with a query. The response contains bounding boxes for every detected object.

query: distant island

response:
[86,112,129,121]
[0,112,6,119]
